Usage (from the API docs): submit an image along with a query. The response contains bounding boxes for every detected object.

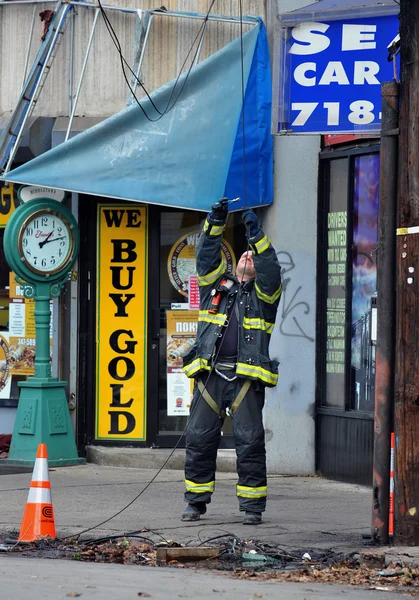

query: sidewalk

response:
[0,462,371,553]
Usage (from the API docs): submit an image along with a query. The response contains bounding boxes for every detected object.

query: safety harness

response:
[197,376,252,419]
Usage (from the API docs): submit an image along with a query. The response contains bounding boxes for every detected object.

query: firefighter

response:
[181,201,282,525]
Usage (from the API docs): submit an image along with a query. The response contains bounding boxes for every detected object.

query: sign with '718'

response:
[276,15,399,134]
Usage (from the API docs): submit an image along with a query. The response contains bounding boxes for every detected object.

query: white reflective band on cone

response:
[27,487,52,504]
[32,458,49,482]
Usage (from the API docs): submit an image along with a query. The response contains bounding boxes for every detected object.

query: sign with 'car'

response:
[276,15,399,134]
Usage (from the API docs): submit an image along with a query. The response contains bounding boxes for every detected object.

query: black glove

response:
[242,209,259,237]
[209,198,229,223]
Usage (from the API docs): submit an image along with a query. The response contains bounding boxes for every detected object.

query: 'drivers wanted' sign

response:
[96,205,148,441]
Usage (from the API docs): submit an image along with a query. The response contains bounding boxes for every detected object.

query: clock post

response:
[3,198,84,466]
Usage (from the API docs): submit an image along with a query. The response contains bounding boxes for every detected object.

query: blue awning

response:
[2,21,273,212]
[280,0,399,25]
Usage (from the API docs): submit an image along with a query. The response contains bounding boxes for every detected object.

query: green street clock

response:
[3,197,83,467]
[5,198,79,282]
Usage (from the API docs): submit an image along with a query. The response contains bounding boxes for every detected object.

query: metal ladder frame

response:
[0,0,73,174]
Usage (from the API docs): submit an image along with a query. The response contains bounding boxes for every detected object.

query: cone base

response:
[18,502,56,542]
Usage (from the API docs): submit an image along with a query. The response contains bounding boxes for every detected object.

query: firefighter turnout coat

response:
[182,213,282,387]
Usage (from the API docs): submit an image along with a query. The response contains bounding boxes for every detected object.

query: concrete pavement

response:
[0,555,408,600]
[0,462,371,552]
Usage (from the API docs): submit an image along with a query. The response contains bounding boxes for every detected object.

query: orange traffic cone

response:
[18,443,56,542]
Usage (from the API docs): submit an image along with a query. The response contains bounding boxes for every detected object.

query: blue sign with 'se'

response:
[278,15,399,134]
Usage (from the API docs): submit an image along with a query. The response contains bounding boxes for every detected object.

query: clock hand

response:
[38,232,53,248]
[41,235,67,246]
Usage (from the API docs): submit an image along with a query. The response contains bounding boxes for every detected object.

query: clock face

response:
[18,210,74,275]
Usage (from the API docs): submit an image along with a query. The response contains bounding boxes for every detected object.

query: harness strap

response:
[230,379,252,414]
[197,380,226,418]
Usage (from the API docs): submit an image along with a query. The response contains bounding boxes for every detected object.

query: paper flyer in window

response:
[166,310,198,416]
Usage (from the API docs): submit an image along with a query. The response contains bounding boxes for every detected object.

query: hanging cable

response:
[97,0,217,121]
[66,0,253,542]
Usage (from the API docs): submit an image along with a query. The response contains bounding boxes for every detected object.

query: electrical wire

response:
[98,0,217,121]
[66,0,252,543]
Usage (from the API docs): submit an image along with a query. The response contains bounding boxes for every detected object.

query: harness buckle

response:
[215,368,237,382]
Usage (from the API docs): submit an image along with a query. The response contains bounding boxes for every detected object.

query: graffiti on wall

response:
[276,250,314,343]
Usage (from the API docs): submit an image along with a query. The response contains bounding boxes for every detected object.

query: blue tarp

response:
[3,21,273,212]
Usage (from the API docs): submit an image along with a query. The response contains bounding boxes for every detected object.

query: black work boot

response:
[181,502,207,522]
[243,511,262,525]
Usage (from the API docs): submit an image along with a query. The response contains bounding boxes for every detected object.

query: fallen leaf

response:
[138,593,151,597]
[66,594,82,598]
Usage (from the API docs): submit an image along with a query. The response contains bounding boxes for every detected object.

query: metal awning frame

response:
[279,1,399,26]
[0,2,259,175]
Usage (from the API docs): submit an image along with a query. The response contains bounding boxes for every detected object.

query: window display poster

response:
[326,210,347,377]
[167,231,235,297]
[351,154,379,410]
[8,272,53,376]
[166,310,198,416]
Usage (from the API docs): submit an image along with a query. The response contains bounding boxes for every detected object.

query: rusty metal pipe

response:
[371,80,399,544]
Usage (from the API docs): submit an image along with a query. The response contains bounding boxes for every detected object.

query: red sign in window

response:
[188,275,200,310]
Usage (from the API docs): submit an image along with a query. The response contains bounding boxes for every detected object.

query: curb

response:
[86,446,237,472]
[361,547,419,568]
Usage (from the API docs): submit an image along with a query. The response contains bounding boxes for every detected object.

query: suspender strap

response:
[197,380,226,418]
[230,379,252,414]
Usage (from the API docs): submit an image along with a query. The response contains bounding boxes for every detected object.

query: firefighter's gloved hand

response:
[209,198,229,223]
[242,209,259,237]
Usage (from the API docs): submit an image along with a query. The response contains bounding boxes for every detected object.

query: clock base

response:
[5,378,85,467]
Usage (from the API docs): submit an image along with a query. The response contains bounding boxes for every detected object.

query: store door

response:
[316,147,380,484]
[78,200,244,450]
[152,208,243,448]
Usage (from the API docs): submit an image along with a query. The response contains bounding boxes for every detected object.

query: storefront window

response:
[319,149,379,413]
[351,155,379,411]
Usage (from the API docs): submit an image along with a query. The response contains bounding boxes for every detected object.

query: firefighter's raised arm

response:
[242,209,282,307]
[195,199,229,287]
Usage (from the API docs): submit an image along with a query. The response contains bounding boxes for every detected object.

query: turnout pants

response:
[184,370,267,513]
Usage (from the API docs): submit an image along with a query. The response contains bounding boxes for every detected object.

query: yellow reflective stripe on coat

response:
[203,218,226,236]
[198,310,227,326]
[255,282,282,305]
[183,357,210,377]
[243,317,274,334]
[236,484,267,498]
[185,479,215,493]
[197,261,226,286]
[251,235,270,255]
[236,362,278,386]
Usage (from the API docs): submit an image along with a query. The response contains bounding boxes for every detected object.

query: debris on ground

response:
[1,532,419,594]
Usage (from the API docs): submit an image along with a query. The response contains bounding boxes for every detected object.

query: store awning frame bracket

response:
[0,2,259,178]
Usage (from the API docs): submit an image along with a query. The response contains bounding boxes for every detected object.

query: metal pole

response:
[65,8,100,142]
[68,8,76,115]
[371,80,399,545]
[148,9,258,25]
[131,13,153,97]
[4,4,70,174]
[193,19,208,66]
[22,4,37,90]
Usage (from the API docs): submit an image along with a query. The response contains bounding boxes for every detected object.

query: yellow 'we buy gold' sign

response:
[96,205,148,441]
